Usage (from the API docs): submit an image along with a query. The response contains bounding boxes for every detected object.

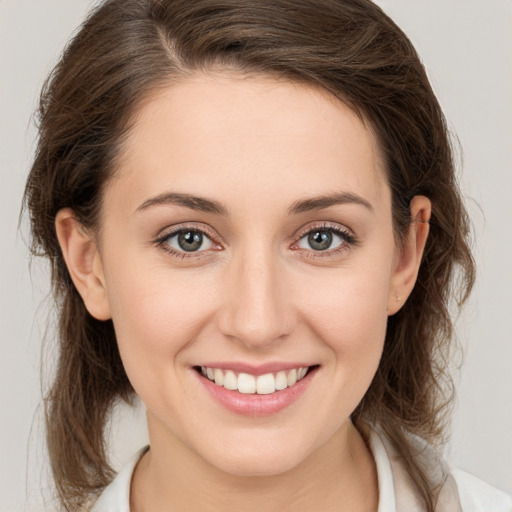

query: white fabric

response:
[92,430,512,512]
[92,447,146,512]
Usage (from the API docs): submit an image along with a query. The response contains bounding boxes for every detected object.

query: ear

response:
[387,196,431,316]
[55,208,111,321]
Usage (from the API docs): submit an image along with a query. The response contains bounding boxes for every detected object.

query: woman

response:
[22,0,512,511]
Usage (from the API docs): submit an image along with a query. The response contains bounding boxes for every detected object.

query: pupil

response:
[308,231,332,251]
[178,231,203,251]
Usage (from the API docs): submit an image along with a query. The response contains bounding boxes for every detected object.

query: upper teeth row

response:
[201,366,309,394]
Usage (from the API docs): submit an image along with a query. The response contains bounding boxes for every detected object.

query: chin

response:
[196,431,315,478]
[211,452,304,478]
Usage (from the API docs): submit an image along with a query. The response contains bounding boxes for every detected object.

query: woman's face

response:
[85,74,416,475]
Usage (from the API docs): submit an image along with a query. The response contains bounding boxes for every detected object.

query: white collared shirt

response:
[92,428,512,512]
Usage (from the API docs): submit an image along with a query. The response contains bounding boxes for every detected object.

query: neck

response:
[131,417,378,512]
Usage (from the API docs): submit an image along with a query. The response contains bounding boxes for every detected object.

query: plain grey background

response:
[1,1,511,510]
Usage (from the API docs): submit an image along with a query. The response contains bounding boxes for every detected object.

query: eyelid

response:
[292,221,356,242]
[155,221,219,241]
[152,220,357,259]
[153,222,223,257]
[290,221,358,254]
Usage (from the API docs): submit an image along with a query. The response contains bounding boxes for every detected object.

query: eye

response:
[159,228,215,254]
[294,224,356,253]
[298,230,341,251]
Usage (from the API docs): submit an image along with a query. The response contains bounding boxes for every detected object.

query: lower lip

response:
[195,368,317,417]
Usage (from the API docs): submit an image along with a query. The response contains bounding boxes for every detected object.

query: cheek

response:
[294,259,392,401]
[299,268,391,349]
[103,263,223,422]
[103,259,217,368]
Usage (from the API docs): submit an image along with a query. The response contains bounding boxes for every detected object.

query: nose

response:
[217,246,294,350]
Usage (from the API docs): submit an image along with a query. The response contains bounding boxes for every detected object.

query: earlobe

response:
[55,208,111,321]
[387,196,431,316]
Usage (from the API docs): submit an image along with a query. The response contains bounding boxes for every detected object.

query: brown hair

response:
[23,0,475,510]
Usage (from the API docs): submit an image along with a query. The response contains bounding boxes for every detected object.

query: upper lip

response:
[195,362,316,376]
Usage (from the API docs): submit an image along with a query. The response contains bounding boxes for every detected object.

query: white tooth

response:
[237,373,256,394]
[206,367,214,381]
[201,366,207,377]
[256,373,276,394]
[298,367,308,380]
[287,369,297,387]
[214,368,224,386]
[275,371,288,390]
[223,370,238,390]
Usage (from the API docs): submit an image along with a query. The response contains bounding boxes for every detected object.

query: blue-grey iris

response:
[178,230,203,251]
[308,231,332,251]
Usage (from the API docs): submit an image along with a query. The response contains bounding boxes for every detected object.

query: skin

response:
[56,73,430,511]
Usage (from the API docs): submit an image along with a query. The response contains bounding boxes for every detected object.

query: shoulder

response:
[365,423,512,512]
[451,468,512,512]
[90,447,148,512]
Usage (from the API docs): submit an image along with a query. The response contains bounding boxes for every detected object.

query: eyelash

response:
[154,222,358,260]
[154,223,220,259]
[291,222,358,258]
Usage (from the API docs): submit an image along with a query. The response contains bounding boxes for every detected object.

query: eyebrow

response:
[287,192,374,215]
[135,190,373,216]
[135,192,228,215]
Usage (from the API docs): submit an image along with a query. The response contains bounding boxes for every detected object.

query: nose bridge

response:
[219,241,292,349]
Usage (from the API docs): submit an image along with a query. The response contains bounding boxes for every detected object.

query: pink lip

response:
[194,365,318,417]
[197,361,313,376]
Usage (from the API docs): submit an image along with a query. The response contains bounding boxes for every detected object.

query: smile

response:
[199,366,310,395]
[194,363,319,416]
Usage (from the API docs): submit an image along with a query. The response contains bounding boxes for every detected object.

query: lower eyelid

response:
[154,224,355,258]
[296,235,341,250]
[169,232,213,250]
[296,246,350,260]
[163,229,215,248]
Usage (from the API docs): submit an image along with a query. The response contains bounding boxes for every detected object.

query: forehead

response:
[110,73,389,216]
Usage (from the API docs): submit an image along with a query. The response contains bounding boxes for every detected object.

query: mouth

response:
[194,365,317,395]
[193,364,319,416]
